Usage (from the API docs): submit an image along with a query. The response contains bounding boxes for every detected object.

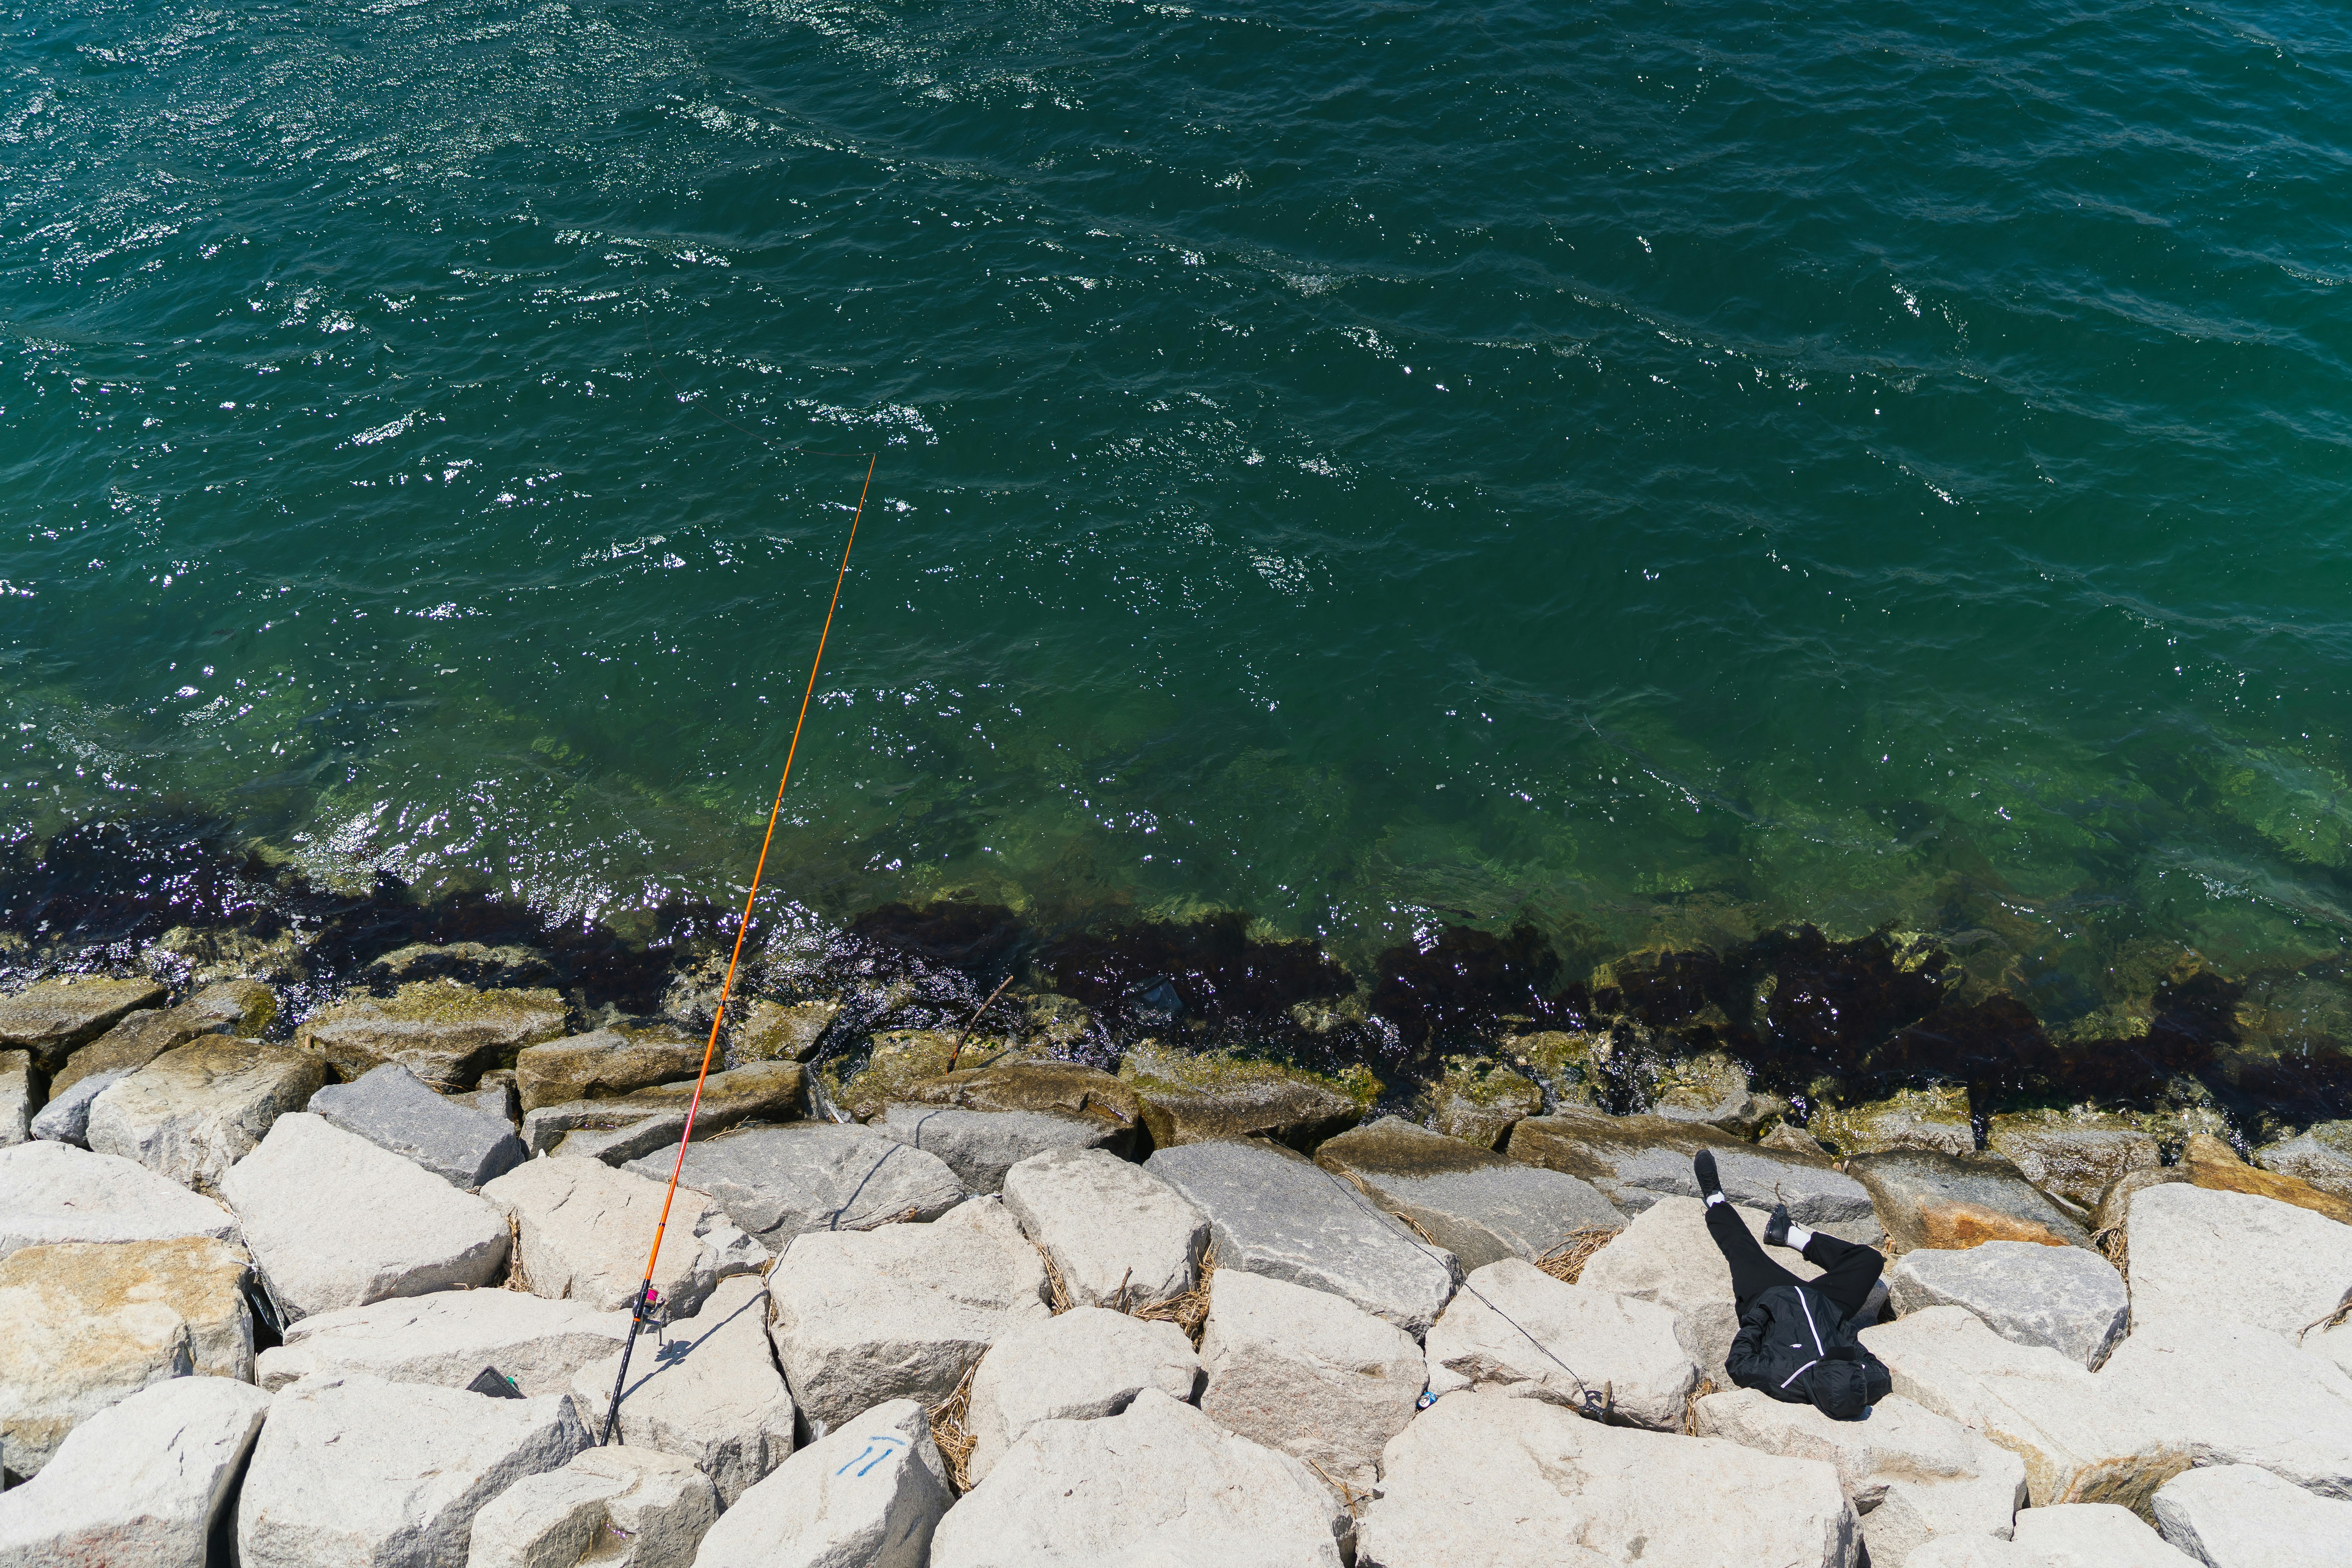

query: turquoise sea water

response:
[6,0,2352,1044]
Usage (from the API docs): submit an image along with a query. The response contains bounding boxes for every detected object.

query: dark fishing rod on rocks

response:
[596,452,875,1448]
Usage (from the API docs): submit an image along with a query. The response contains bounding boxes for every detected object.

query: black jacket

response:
[1724,1282,1893,1417]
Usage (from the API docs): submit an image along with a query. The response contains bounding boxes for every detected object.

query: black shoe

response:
[1693,1150,1723,1200]
[1764,1203,1792,1248]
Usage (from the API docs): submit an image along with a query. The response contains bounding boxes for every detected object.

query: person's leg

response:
[1797,1230,1886,1321]
[1706,1196,1806,1304]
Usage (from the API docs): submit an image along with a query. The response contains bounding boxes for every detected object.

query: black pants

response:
[1705,1201,1884,1318]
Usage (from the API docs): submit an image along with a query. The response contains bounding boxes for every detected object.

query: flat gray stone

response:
[0,978,166,1071]
[1506,1108,1879,1239]
[1001,1144,1207,1309]
[294,982,569,1094]
[515,1028,701,1114]
[50,980,275,1098]
[2153,1463,2352,1568]
[1423,1258,1697,1430]
[0,1141,240,1263]
[624,1122,967,1249]
[27,1067,128,1147]
[1847,1148,2092,1253]
[967,1307,1202,1483]
[482,1155,761,1319]
[1889,1240,2128,1369]
[307,1063,528,1191]
[86,1037,325,1196]
[1316,1114,1622,1272]
[468,1446,717,1568]
[258,1289,628,1396]
[0,1051,29,1147]
[2097,1312,2352,1497]
[2258,1120,2352,1205]
[693,1397,949,1568]
[2011,1502,2202,1566]
[2127,1181,2352,1340]
[1145,1139,1460,1336]
[1985,1112,2161,1210]
[870,1103,1129,1194]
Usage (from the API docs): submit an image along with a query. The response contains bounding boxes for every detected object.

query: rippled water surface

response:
[7,0,2352,1036]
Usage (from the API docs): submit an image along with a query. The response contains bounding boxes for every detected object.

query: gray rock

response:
[365,942,555,990]
[2011,1502,2201,1566]
[767,1196,1050,1434]
[1860,1306,2185,1510]
[1985,1111,2161,1211]
[623,1123,967,1250]
[1846,1148,2093,1253]
[1650,1051,1788,1137]
[1421,1056,1546,1150]
[1506,1108,1879,1238]
[1118,1043,1363,1152]
[1423,1258,1697,1430]
[692,1398,947,1568]
[258,1289,628,1395]
[221,1112,508,1323]
[50,980,277,1098]
[568,1275,795,1506]
[1811,1086,1977,1158]
[85,1036,325,1195]
[0,977,166,1071]
[295,982,570,1093]
[1888,1240,2128,1369]
[0,1141,240,1261]
[870,1103,1129,1194]
[1145,1139,1461,1336]
[1693,1388,2025,1567]
[1001,1144,1207,1308]
[236,1372,589,1568]
[2127,1181,2352,1339]
[0,1051,29,1147]
[930,1389,1349,1568]
[526,1061,807,1163]
[966,1307,1202,1483]
[0,1374,271,1565]
[2153,1463,2352,1568]
[307,1063,528,1190]
[1198,1269,1425,1497]
[468,1070,521,1125]
[468,1446,718,1568]
[27,1067,128,1147]
[1577,1197,1829,1387]
[1315,1114,1622,1272]
[515,1028,701,1114]
[2257,1120,2352,1205]
[483,1155,759,1318]
[0,1236,254,1477]
[730,998,839,1064]
[2097,1312,2352,1497]
[1356,1388,1858,1568]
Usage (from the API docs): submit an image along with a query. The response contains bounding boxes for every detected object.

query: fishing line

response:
[597,444,877,1447]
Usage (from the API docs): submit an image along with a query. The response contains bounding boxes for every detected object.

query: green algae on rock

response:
[1118,1042,1369,1152]
[1808,1085,1976,1159]
[1422,1056,1546,1151]
[296,982,568,1093]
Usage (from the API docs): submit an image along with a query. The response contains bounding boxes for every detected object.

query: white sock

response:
[1784,1223,1816,1251]
[1704,1191,1727,1207]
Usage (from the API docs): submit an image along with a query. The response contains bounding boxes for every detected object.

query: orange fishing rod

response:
[599,453,875,1447]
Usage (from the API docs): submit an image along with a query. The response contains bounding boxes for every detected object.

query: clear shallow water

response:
[5,0,2352,1040]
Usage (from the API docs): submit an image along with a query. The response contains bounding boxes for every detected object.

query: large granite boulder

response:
[86,1037,325,1194]
[307,1063,527,1189]
[691,1397,949,1568]
[0,977,166,1071]
[2125,1181,2352,1338]
[767,1196,1051,1434]
[2096,1312,2352,1496]
[468,1446,717,1568]
[0,1141,239,1260]
[1118,1043,1365,1151]
[869,1103,1130,1194]
[2256,1119,2352,1205]
[1577,1196,1831,1385]
[482,1155,759,1318]
[258,1289,627,1395]
[1423,1258,1698,1430]
[2010,1501,2202,1565]
[622,1123,966,1249]
[295,982,569,1093]
[1984,1111,2160,1211]
[514,1028,702,1114]
[236,1372,588,1568]
[1001,1144,1207,1308]
[895,1058,1144,1130]
[526,1061,808,1163]
[1888,1240,2129,1368]
[1860,1306,2185,1509]
[0,1374,270,1564]
[1811,1085,1977,1158]
[221,1112,509,1323]
[27,1065,127,1147]
[1506,1107,1879,1238]
[1315,1114,1622,1272]
[2178,1130,2352,1226]
[2153,1463,2352,1568]
[1694,1388,2025,1567]
[568,1275,795,1506]
[1198,1269,1425,1496]
[1356,1388,1858,1568]
[0,1236,253,1476]
[729,997,838,1064]
[930,1389,1349,1568]
[51,980,276,1096]
[1146,1138,1460,1335]
[966,1307,1203,1483]
[1846,1149,2093,1253]
[1649,1050,1788,1136]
